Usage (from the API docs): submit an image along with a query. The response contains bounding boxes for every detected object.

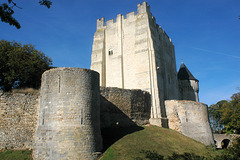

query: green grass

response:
[0,150,32,160]
[100,126,220,160]
[0,126,221,160]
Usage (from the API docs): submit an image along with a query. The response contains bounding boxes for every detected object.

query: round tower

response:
[33,68,102,160]
[177,62,199,102]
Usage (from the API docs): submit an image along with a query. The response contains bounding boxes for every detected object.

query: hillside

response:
[100,125,218,160]
[0,125,219,160]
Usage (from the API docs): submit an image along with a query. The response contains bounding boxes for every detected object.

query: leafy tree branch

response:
[209,90,240,134]
[0,0,52,29]
[0,40,53,91]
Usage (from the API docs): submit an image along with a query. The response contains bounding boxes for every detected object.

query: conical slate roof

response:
[177,62,199,81]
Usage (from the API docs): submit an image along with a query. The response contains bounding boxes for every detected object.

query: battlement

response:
[97,17,105,30]
[137,1,150,14]
[157,25,172,44]
[96,1,150,30]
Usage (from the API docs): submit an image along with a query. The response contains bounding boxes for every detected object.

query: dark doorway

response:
[221,139,230,149]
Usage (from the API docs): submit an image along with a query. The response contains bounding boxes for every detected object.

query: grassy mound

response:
[100,126,218,160]
[0,126,219,160]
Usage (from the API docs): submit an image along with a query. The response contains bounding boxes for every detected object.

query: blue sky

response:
[1,0,239,105]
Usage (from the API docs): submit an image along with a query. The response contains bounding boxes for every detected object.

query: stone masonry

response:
[0,91,39,150]
[0,84,152,151]
[165,100,214,146]
[100,87,151,128]
[91,2,179,127]
[33,68,102,160]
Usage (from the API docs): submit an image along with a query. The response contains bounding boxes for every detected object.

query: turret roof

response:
[177,62,199,81]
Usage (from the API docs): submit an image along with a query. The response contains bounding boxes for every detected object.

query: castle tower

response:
[91,2,179,127]
[178,62,199,102]
[33,68,102,160]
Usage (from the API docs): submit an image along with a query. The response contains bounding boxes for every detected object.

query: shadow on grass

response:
[101,126,144,152]
[100,94,146,152]
[134,150,207,160]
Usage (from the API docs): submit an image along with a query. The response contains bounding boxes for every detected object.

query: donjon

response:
[91,2,201,127]
[91,1,213,145]
[91,2,178,127]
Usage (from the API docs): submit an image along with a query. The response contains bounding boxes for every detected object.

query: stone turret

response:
[33,68,102,160]
[178,62,199,102]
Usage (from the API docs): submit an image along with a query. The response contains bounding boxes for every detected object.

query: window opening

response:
[108,49,113,55]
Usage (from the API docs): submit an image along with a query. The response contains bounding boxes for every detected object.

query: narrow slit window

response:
[109,49,113,55]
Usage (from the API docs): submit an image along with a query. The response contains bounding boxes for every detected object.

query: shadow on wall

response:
[100,95,137,128]
[99,87,151,128]
[100,95,144,151]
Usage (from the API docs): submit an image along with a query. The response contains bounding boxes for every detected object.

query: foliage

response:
[220,93,240,133]
[214,137,240,160]
[209,91,240,134]
[208,100,227,133]
[0,0,52,29]
[0,39,52,91]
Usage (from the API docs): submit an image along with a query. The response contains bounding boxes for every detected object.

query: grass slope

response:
[101,126,218,160]
[0,126,219,160]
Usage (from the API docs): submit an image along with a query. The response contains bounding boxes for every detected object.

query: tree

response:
[0,0,52,29]
[0,39,53,91]
[209,91,240,134]
[220,92,240,133]
[209,100,227,133]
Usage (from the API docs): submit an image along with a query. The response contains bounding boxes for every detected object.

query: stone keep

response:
[91,2,179,127]
[33,68,102,160]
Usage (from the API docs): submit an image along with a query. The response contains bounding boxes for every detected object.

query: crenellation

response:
[95,2,152,31]
[116,14,123,21]
[106,19,115,26]
[97,17,105,30]
[150,16,156,26]
[126,11,136,19]
[137,1,150,14]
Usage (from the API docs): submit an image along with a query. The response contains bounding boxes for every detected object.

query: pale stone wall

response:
[165,100,214,145]
[0,91,39,151]
[91,2,179,127]
[147,10,178,126]
[33,68,102,160]
[91,28,106,86]
[92,3,152,91]
[100,87,151,128]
